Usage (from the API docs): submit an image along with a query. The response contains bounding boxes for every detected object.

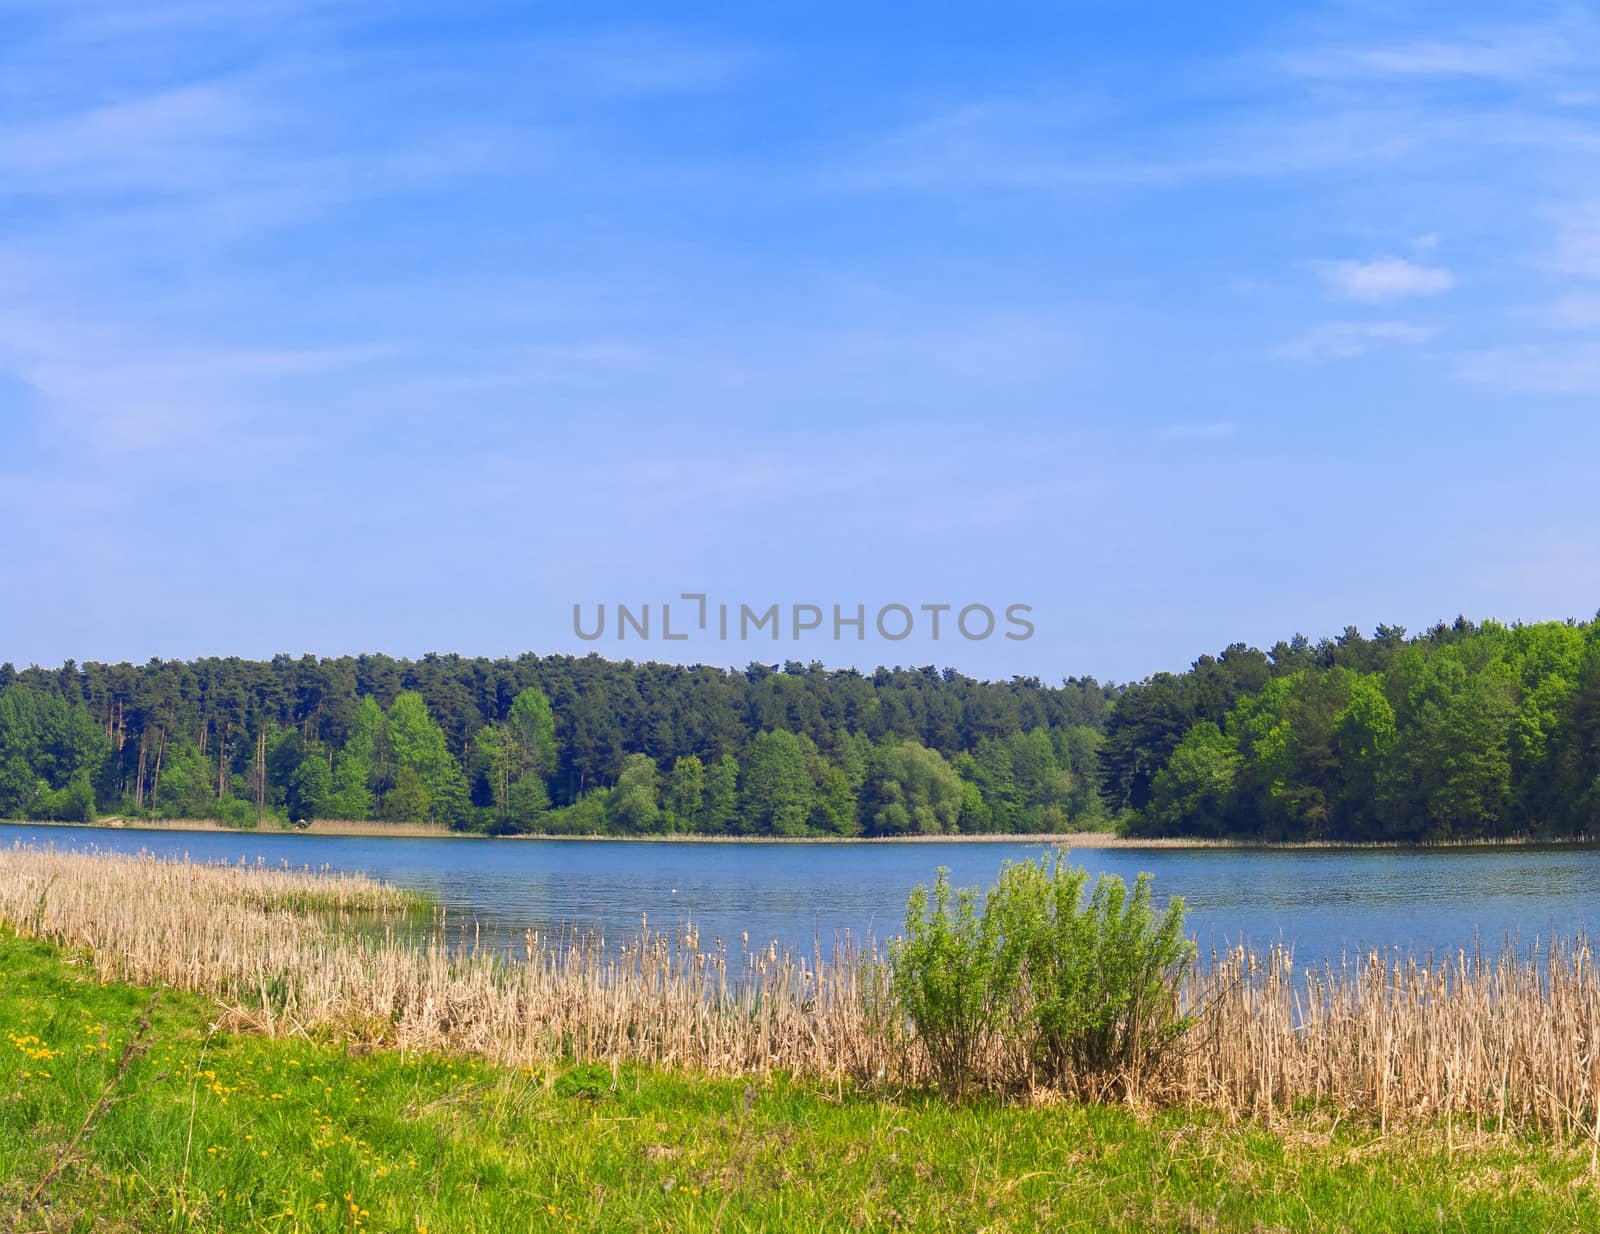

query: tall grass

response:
[5,844,1600,1137]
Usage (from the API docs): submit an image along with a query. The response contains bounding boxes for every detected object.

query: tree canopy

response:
[3,616,1599,839]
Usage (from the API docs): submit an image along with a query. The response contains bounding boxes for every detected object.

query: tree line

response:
[1102,618,1600,840]
[2,616,1598,839]
[0,654,1108,835]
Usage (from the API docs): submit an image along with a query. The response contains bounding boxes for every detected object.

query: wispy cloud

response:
[1279,321,1435,362]
[1545,203,1600,279]
[1283,31,1575,81]
[0,7,776,458]
[1552,294,1600,327]
[515,28,763,96]
[1459,343,1600,394]
[823,96,1473,195]
[1314,258,1456,303]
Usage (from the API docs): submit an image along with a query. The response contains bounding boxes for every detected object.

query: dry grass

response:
[1184,942,1600,1141]
[5,844,1600,1139]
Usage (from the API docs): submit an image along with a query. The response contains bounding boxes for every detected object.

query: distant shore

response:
[2,817,1596,850]
[1,817,461,839]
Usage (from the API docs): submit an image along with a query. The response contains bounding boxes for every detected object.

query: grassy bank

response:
[8,847,1600,1141]
[3,932,1598,1233]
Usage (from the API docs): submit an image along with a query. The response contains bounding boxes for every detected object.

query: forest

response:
[1,615,1598,840]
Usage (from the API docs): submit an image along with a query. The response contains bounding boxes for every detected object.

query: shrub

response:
[992,855,1194,1095]
[30,773,96,823]
[888,869,1024,1095]
[891,857,1194,1096]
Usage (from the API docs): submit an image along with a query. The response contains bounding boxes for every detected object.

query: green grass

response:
[3,933,1599,1233]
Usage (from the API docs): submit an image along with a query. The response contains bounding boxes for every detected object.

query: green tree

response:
[288,752,332,821]
[473,724,518,816]
[385,766,431,824]
[1147,721,1239,835]
[862,741,963,836]
[153,743,215,819]
[1425,661,1518,837]
[605,753,661,832]
[506,773,551,832]
[740,731,816,836]
[54,768,97,822]
[0,757,41,819]
[1331,674,1396,832]
[701,754,739,833]
[383,692,467,825]
[506,687,558,779]
[665,755,705,831]
[811,764,860,835]
[474,687,559,831]
[327,697,381,819]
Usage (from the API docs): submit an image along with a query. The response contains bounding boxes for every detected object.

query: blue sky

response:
[3,0,1599,682]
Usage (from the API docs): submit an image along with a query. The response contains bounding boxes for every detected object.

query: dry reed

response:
[4,844,1599,1137]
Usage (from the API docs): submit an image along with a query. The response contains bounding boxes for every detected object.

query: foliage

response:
[0,653,1110,833]
[991,856,1194,1091]
[1147,721,1238,835]
[739,730,816,836]
[325,697,380,820]
[473,687,558,832]
[381,692,467,825]
[664,754,704,831]
[889,869,1022,1095]
[891,860,1193,1096]
[7,615,1600,837]
[862,740,964,835]
[606,753,662,833]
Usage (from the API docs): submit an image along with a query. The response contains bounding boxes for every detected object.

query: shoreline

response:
[2,817,1596,850]
[1,816,460,839]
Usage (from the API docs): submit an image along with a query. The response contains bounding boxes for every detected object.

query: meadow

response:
[4,933,1600,1232]
[5,847,1600,1230]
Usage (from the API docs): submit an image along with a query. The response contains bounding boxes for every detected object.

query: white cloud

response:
[1553,294,1600,327]
[517,29,762,96]
[1352,36,1569,80]
[1314,258,1456,303]
[1547,205,1600,279]
[1279,321,1435,361]
[1280,23,1578,82]
[1459,343,1600,393]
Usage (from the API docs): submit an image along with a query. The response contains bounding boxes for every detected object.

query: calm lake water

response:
[7,825,1600,967]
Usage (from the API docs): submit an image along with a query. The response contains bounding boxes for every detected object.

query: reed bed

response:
[4,845,1600,1137]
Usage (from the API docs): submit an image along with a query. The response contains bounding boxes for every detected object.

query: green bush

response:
[889,869,1024,1095]
[993,855,1194,1094]
[26,769,96,823]
[892,857,1194,1096]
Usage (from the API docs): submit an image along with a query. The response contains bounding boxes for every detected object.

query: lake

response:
[5,825,1600,968]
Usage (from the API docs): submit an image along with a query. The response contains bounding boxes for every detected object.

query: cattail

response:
[4,843,1600,1136]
